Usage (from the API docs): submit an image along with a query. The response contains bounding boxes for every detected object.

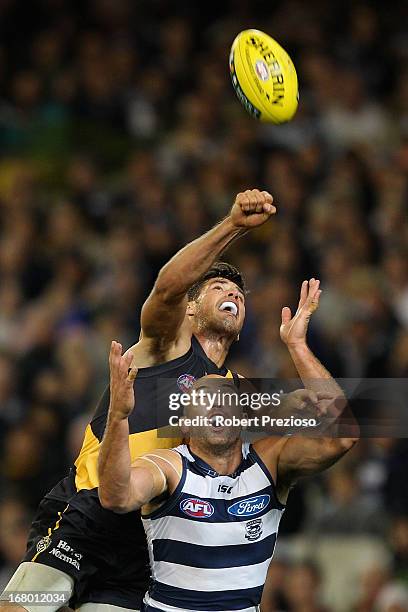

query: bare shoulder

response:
[253,436,303,505]
[252,437,289,486]
[124,321,192,368]
[136,448,183,476]
[253,435,288,457]
[145,448,183,465]
[137,448,183,509]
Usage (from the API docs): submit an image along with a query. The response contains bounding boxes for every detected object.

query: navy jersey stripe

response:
[152,533,276,568]
[149,582,264,611]
[166,485,273,523]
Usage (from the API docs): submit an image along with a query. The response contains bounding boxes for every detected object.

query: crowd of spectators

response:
[0,0,407,609]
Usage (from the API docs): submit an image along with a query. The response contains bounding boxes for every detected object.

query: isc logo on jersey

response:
[180,498,215,518]
[228,494,270,517]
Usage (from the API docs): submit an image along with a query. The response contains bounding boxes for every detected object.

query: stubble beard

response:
[195,307,239,340]
[194,432,242,458]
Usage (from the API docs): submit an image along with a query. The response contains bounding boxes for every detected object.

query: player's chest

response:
[176,471,274,523]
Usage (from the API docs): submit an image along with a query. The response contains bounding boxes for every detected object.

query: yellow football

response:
[229,29,299,124]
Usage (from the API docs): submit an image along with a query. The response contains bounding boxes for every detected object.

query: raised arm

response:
[276,279,359,487]
[98,341,179,513]
[139,190,276,355]
[255,280,359,498]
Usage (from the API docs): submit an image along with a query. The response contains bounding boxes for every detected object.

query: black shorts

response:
[24,497,149,609]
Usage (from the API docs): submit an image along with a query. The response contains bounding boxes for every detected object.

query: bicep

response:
[140,287,188,345]
[277,436,355,485]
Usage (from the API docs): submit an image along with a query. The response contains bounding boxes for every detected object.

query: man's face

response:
[188,278,245,338]
[182,376,243,452]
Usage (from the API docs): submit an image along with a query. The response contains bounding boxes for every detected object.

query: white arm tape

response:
[144,452,182,480]
[136,456,167,494]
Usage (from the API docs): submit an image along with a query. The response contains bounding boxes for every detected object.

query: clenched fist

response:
[230,189,276,229]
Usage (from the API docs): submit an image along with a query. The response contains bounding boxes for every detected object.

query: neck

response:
[189,439,242,475]
[193,331,234,368]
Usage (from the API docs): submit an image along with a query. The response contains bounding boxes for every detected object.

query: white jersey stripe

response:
[182,463,271,499]
[154,558,271,592]
[148,510,282,547]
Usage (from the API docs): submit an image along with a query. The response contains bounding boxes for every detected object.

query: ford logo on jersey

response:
[227,494,270,517]
[180,498,215,518]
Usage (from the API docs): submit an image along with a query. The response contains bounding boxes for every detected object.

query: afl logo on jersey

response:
[177,374,196,392]
[180,498,214,518]
[228,494,270,517]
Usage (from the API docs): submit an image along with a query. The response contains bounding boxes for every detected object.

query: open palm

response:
[109,341,138,419]
[280,279,321,347]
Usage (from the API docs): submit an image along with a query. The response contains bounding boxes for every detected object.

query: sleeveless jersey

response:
[45,337,234,526]
[142,443,285,612]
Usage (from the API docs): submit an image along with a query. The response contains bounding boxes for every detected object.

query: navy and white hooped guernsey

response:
[141,442,285,612]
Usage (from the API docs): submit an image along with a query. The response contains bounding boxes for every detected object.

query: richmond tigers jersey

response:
[45,336,236,527]
[142,443,285,612]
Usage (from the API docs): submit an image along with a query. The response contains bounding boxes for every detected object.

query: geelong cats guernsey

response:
[142,443,285,612]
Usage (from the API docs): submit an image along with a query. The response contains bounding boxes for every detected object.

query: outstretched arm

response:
[140,190,276,354]
[98,342,172,513]
[270,280,359,491]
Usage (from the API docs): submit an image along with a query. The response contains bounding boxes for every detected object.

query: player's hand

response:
[230,189,276,229]
[281,389,334,417]
[108,341,137,420]
[280,279,321,347]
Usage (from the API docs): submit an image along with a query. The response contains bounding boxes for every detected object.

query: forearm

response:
[98,412,132,512]
[277,345,358,485]
[288,343,344,399]
[155,216,246,301]
[288,343,359,439]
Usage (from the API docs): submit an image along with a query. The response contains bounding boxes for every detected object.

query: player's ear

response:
[186,301,196,317]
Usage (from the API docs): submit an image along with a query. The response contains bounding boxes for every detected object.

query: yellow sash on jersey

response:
[74,369,234,491]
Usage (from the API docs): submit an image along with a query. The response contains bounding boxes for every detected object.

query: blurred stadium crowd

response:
[0,0,407,610]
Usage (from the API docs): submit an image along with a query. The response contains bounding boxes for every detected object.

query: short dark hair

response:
[187,262,246,301]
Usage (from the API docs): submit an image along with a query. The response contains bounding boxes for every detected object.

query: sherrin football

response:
[229,29,299,124]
